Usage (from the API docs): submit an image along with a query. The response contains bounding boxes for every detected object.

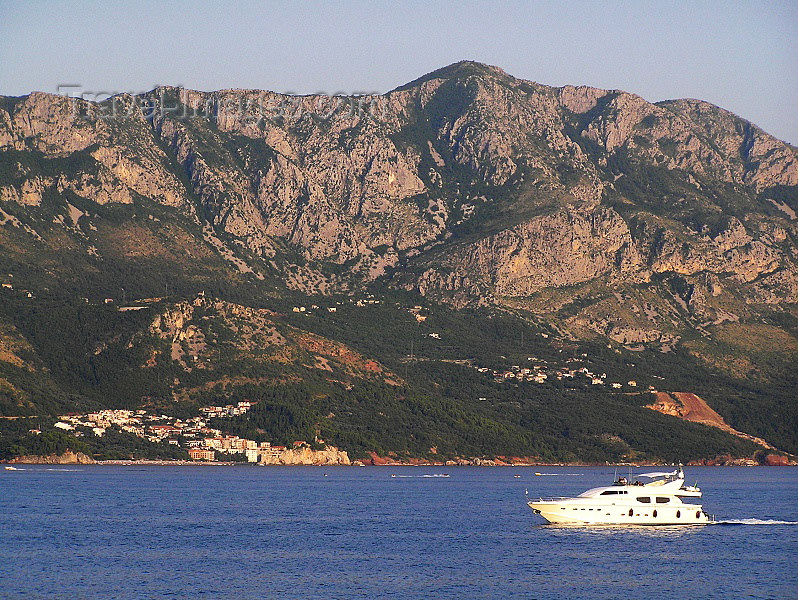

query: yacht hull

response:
[528,501,710,525]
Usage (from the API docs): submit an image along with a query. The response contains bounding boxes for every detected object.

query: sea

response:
[1,465,796,599]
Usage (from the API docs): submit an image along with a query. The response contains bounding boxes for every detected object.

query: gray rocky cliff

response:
[1,61,797,328]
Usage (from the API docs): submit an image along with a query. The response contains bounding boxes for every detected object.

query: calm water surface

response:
[1,466,796,599]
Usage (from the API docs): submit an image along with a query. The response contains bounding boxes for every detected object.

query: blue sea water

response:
[1,465,796,599]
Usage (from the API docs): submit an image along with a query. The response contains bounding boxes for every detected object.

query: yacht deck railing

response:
[527,496,575,502]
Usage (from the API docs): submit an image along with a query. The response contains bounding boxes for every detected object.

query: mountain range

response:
[1,61,796,463]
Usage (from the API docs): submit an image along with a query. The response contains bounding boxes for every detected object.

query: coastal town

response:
[50,402,308,463]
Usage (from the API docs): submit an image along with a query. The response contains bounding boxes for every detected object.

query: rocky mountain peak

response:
[1,62,797,315]
[392,60,514,92]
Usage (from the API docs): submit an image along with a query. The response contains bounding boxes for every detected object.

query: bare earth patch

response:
[647,391,776,450]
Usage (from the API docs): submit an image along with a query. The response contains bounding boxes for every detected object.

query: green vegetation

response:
[186,365,762,463]
[0,419,187,461]
[0,427,88,459]
[0,283,794,461]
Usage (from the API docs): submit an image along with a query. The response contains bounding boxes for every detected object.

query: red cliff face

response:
[764,454,790,466]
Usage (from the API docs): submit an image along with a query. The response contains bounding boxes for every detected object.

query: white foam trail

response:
[714,518,798,525]
[534,473,584,476]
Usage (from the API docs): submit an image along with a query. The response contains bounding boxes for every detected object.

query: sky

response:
[1,0,796,145]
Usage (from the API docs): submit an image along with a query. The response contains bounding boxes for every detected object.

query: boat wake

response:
[712,518,798,526]
[534,473,584,476]
[43,468,83,472]
[391,474,450,478]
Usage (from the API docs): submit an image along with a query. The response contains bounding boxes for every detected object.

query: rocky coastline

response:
[354,451,797,467]
[3,449,794,467]
[7,450,96,465]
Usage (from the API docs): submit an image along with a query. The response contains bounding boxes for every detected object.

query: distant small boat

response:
[535,472,542,476]
[514,474,521,478]
[4,466,19,470]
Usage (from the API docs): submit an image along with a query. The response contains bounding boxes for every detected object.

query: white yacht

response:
[527,466,712,525]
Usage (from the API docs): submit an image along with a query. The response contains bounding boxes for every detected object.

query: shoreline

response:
[3,449,794,468]
[4,459,795,467]
[98,460,239,466]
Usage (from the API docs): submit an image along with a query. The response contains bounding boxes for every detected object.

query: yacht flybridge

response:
[527,466,712,525]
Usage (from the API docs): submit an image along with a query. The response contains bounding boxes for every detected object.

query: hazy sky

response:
[1,0,796,144]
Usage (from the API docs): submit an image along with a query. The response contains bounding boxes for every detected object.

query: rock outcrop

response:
[0,93,190,209]
[141,295,391,383]
[260,446,350,466]
[9,450,96,464]
[414,204,646,304]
